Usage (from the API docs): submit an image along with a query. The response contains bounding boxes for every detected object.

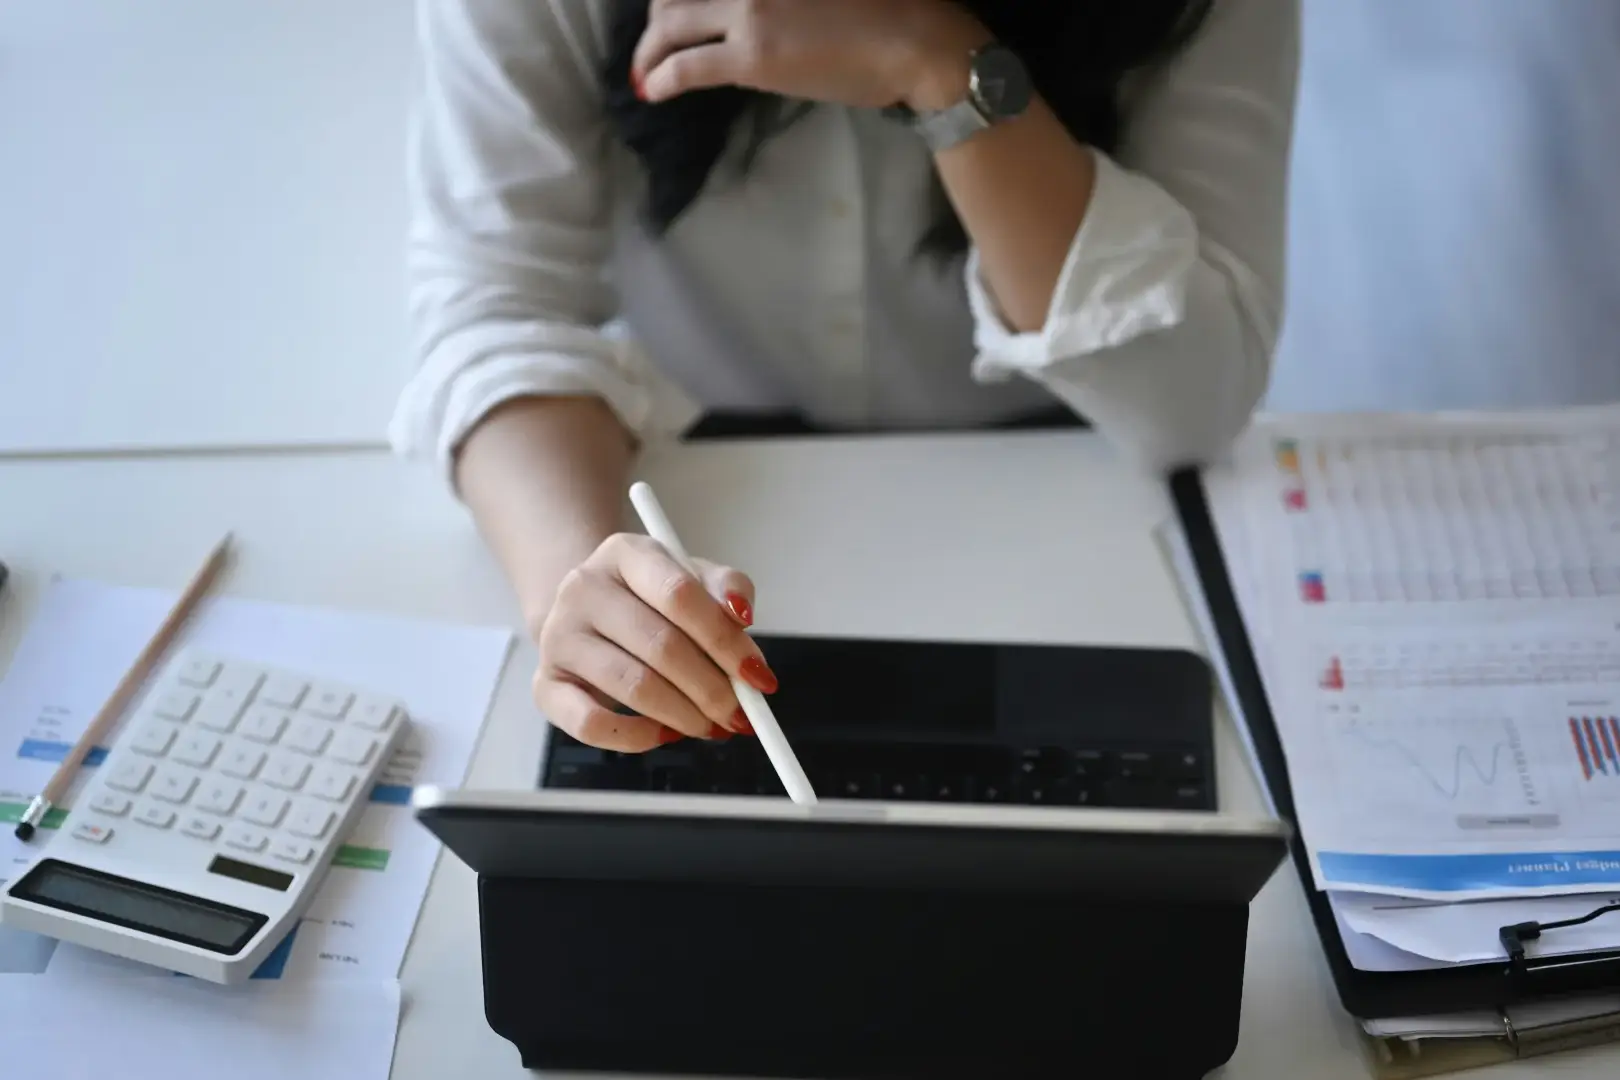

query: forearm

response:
[453,396,635,637]
[908,43,1098,333]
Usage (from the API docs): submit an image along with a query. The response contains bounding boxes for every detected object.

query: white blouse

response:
[390,0,1299,480]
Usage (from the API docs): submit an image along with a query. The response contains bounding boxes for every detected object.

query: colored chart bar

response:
[1571,717,1620,780]
[17,740,108,766]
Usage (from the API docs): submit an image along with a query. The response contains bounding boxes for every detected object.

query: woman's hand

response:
[632,0,990,112]
[534,533,778,752]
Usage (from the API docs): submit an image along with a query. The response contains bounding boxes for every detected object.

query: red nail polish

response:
[657,726,684,745]
[739,656,779,695]
[725,592,754,626]
[631,72,647,101]
[731,707,755,736]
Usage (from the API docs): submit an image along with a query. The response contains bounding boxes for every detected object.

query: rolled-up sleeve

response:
[389,0,686,480]
[969,0,1300,470]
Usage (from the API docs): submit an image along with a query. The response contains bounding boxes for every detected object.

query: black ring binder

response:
[1166,465,1620,1020]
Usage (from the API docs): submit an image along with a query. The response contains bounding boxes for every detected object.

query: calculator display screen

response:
[9,859,267,955]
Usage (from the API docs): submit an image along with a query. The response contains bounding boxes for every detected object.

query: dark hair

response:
[602,0,1214,254]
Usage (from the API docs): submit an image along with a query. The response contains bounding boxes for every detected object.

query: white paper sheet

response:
[0,577,513,981]
[1201,409,1620,900]
[0,973,402,1080]
[1335,890,1620,964]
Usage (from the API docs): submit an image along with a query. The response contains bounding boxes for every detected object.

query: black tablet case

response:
[1167,467,1620,1019]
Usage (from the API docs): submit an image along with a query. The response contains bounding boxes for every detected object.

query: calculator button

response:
[308,766,355,802]
[107,760,155,793]
[130,722,178,757]
[194,695,248,734]
[135,804,177,829]
[152,689,201,722]
[263,755,311,792]
[89,792,132,817]
[287,803,336,840]
[182,816,222,841]
[285,719,332,756]
[172,732,223,768]
[350,696,400,733]
[196,780,245,815]
[225,826,269,853]
[330,730,378,766]
[303,684,355,720]
[151,768,199,805]
[238,708,289,744]
[219,745,267,780]
[258,672,310,709]
[212,665,267,713]
[242,793,289,827]
[72,822,113,843]
[272,839,316,865]
[177,656,222,687]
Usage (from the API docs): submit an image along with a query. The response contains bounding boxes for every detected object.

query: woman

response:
[391,0,1299,751]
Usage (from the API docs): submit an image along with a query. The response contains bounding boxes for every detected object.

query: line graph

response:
[1347,722,1509,801]
[1327,702,1550,829]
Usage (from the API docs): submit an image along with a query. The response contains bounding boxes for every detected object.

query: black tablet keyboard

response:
[542,735,1215,811]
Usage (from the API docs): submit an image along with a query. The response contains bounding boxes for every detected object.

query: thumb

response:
[692,557,756,628]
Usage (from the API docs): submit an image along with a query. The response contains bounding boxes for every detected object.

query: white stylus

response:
[628,481,818,805]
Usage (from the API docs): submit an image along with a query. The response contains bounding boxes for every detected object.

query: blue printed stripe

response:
[369,783,412,806]
[18,740,109,766]
[1319,850,1620,892]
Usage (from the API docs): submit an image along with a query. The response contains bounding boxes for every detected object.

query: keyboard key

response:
[1168,782,1210,810]
[238,708,289,744]
[177,655,222,687]
[151,689,201,722]
[136,804,177,829]
[194,695,249,734]
[1115,751,1156,782]
[349,696,400,732]
[182,816,222,841]
[89,792,131,817]
[884,776,925,801]
[272,839,316,865]
[196,780,245,815]
[1070,749,1106,779]
[172,732,223,768]
[303,684,354,720]
[972,779,1010,803]
[130,722,178,757]
[107,760,154,793]
[226,826,268,853]
[285,719,332,756]
[287,803,335,840]
[258,672,310,709]
[330,730,378,766]
[264,755,311,791]
[242,793,289,827]
[72,822,113,843]
[308,765,355,802]
[1165,751,1204,781]
[833,773,878,799]
[928,777,967,801]
[151,768,199,805]
[219,745,266,780]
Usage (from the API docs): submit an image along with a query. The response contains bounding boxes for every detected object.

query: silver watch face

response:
[970,45,1033,121]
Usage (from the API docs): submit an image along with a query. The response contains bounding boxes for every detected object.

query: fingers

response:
[544,630,723,741]
[696,559,755,628]
[583,570,743,732]
[608,537,780,697]
[535,677,672,755]
[633,0,737,88]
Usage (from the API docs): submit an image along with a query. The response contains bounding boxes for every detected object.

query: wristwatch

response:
[907,42,1034,153]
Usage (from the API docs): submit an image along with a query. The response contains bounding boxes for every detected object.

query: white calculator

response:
[0,648,408,983]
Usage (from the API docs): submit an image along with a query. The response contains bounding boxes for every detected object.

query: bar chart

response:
[1570,716,1620,781]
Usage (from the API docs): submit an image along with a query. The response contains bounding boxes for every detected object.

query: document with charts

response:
[1206,406,1620,900]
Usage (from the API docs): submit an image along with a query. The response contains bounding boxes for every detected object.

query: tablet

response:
[413,787,1290,904]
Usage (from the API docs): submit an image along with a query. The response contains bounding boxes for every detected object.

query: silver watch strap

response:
[913,99,990,153]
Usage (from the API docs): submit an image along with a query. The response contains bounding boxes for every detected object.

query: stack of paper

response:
[1167,405,1620,1033]
[0,578,513,1078]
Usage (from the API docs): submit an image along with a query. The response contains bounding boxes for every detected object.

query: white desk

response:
[0,0,416,454]
[1,432,1615,1078]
